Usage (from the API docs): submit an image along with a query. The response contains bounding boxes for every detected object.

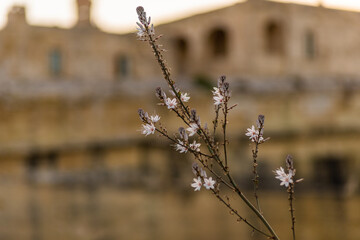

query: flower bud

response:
[138,108,147,121]
[155,87,166,101]
[256,114,265,128]
[178,127,188,141]
[286,155,294,170]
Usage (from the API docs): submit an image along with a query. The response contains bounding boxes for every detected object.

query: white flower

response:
[191,177,202,191]
[275,167,293,188]
[275,167,287,179]
[245,125,258,140]
[212,87,224,106]
[245,125,264,142]
[165,98,177,109]
[141,123,155,136]
[175,140,188,153]
[213,94,224,106]
[150,115,160,123]
[279,173,293,188]
[186,123,199,136]
[136,22,146,39]
[181,93,190,102]
[212,87,220,95]
[204,177,216,190]
[189,140,201,152]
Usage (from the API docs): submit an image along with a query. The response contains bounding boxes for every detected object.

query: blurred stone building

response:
[0,0,359,194]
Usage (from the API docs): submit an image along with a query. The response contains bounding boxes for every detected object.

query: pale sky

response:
[1,0,360,33]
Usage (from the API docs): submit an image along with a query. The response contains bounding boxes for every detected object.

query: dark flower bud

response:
[136,6,144,16]
[138,108,145,121]
[256,114,265,128]
[190,109,200,124]
[222,82,230,96]
[192,162,200,175]
[218,75,226,88]
[286,155,294,170]
[136,6,147,25]
[178,127,188,141]
[155,87,166,100]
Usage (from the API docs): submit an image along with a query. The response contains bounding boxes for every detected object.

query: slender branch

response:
[154,127,234,191]
[252,116,265,212]
[212,190,273,238]
[137,10,279,239]
[213,105,220,137]
[288,183,296,240]
[222,101,229,170]
[252,135,262,212]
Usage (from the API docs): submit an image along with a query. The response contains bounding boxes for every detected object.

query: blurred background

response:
[0,0,359,239]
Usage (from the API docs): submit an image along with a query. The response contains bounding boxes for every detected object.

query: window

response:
[173,37,188,73]
[208,28,228,57]
[49,49,62,77]
[264,21,284,55]
[305,30,316,59]
[114,55,129,80]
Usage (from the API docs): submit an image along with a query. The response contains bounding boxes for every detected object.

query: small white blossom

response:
[275,167,293,188]
[275,167,287,179]
[212,87,220,95]
[279,174,293,188]
[175,140,188,153]
[213,94,224,106]
[204,177,216,190]
[141,123,155,136]
[136,22,146,39]
[150,115,160,123]
[245,125,265,143]
[212,87,224,106]
[181,93,190,102]
[189,140,201,152]
[245,125,258,140]
[191,177,202,191]
[165,98,177,109]
[187,123,199,137]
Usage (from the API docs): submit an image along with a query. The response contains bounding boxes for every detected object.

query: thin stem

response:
[222,101,229,170]
[154,127,234,191]
[252,138,261,212]
[212,190,273,238]
[146,32,191,120]
[139,16,279,239]
[204,139,279,240]
[288,183,296,240]
[213,105,220,137]
[195,154,235,191]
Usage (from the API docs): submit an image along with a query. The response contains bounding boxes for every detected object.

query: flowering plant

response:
[136,6,302,240]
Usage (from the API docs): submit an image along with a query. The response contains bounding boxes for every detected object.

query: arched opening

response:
[264,21,284,55]
[305,30,316,59]
[313,156,349,192]
[114,54,130,80]
[208,28,228,58]
[173,37,188,74]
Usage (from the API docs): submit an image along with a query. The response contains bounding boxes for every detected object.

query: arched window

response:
[114,55,130,80]
[305,30,316,59]
[173,37,188,74]
[49,49,62,77]
[208,28,228,57]
[264,21,284,55]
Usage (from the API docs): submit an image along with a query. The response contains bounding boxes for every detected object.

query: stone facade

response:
[0,0,359,195]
